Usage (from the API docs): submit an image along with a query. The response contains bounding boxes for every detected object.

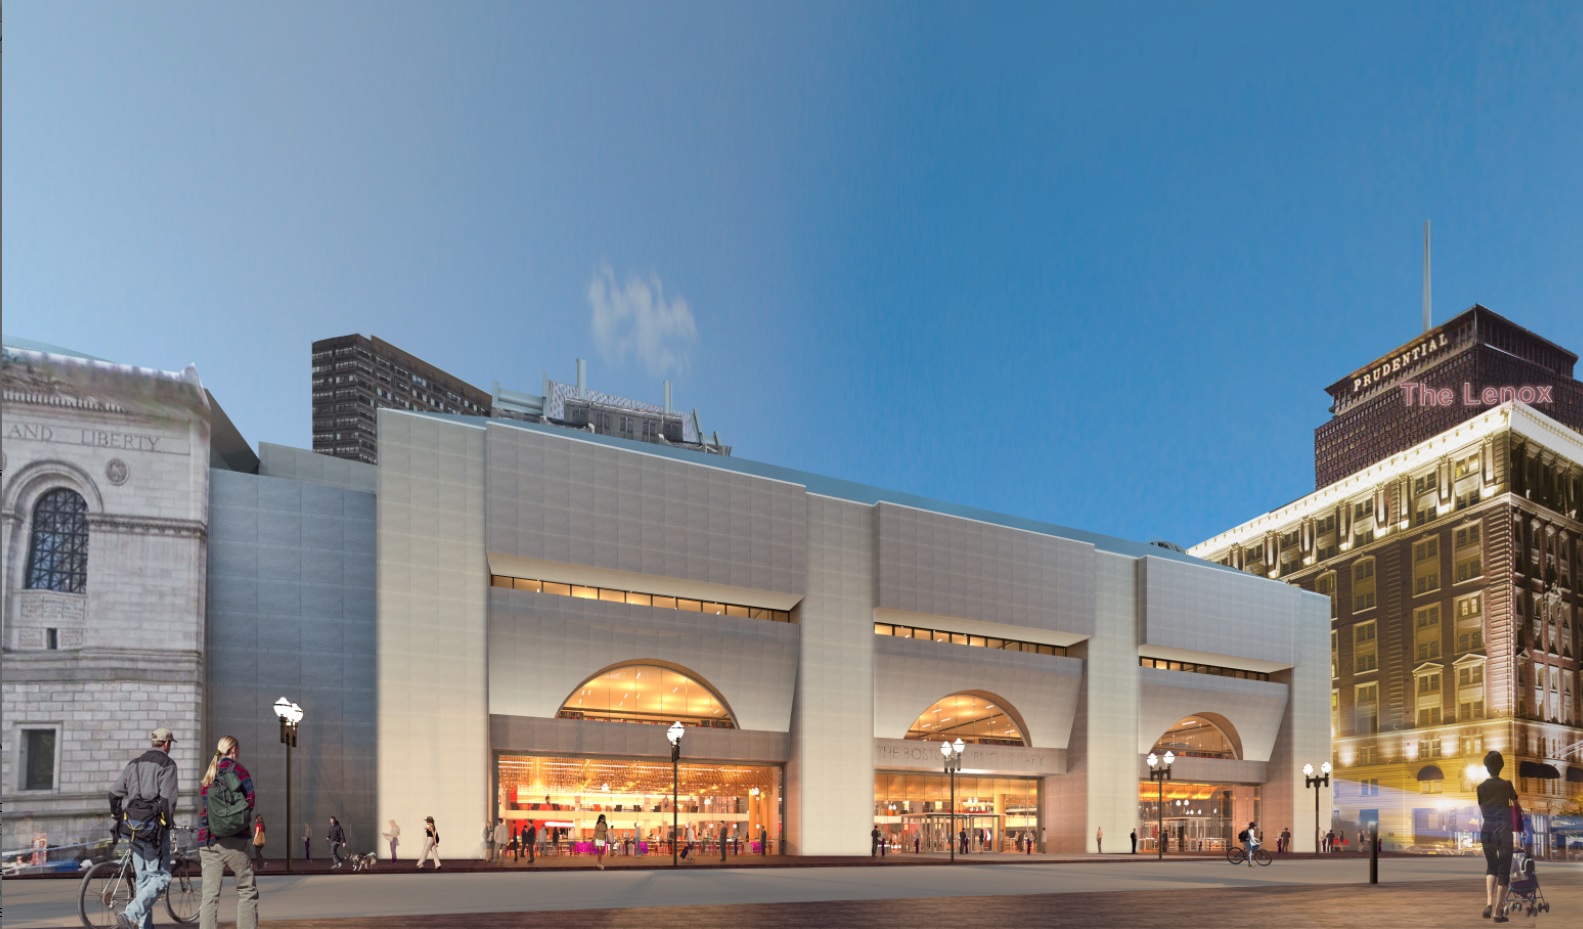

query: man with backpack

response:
[108,726,181,929]
[198,735,258,929]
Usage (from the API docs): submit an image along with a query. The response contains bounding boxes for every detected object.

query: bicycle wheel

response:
[1226,847,1245,865]
[165,859,201,924]
[1253,847,1273,867]
[79,861,132,929]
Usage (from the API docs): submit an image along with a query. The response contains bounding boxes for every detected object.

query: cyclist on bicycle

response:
[108,726,180,929]
[1242,821,1261,867]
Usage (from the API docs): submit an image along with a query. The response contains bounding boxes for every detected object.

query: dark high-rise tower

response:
[1316,305,1583,488]
[311,335,490,464]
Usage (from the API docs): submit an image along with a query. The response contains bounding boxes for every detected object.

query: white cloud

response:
[587,266,698,378]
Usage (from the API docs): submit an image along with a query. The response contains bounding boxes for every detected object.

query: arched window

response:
[25,489,89,594]
[558,663,735,729]
[1150,715,1238,760]
[905,693,1025,746]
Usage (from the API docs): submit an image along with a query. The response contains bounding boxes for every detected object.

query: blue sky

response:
[6,2,1582,546]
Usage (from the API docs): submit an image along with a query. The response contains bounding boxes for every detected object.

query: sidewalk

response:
[270,847,1397,872]
[218,878,1583,929]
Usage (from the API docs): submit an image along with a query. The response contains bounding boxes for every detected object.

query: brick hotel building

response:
[1194,305,1583,854]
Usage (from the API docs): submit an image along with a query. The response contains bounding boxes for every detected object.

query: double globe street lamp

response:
[1303,761,1331,855]
[941,737,965,862]
[1145,750,1174,860]
[666,721,684,867]
[273,698,305,872]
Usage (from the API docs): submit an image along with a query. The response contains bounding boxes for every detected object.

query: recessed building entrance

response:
[1136,782,1260,853]
[497,754,782,853]
[874,772,1040,853]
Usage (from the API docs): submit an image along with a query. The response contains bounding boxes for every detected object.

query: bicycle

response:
[1226,843,1273,866]
[79,825,199,927]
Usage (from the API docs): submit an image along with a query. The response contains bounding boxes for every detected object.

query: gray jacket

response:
[109,748,179,822]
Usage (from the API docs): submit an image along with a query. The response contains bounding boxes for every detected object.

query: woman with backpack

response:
[198,735,259,929]
[251,815,267,870]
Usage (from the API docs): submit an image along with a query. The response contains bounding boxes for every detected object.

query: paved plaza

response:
[7,855,1578,928]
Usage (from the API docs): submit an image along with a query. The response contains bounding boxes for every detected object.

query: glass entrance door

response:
[900,813,1005,853]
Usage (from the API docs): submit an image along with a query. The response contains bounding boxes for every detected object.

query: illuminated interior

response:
[1149,715,1237,759]
[557,663,735,728]
[496,754,780,842]
[905,693,1024,745]
[873,772,1040,852]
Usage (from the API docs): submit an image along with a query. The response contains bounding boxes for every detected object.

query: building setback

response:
[1195,306,1583,855]
[313,334,729,467]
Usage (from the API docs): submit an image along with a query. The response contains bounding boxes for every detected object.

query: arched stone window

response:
[1149,715,1240,760]
[25,488,89,594]
[558,662,736,729]
[905,692,1026,746]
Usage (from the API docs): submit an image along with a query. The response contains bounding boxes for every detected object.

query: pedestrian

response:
[524,820,537,865]
[251,816,267,871]
[302,823,313,863]
[382,820,400,862]
[1130,828,1137,854]
[483,820,495,864]
[594,814,610,870]
[417,816,442,869]
[1026,830,1033,855]
[959,828,968,855]
[196,734,258,929]
[493,820,509,866]
[871,826,881,857]
[760,826,768,857]
[328,817,347,870]
[1477,749,1522,923]
[914,833,921,854]
[1280,826,1291,855]
[1096,826,1103,853]
[109,725,182,929]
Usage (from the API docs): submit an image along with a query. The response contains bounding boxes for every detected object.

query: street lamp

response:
[667,721,684,867]
[1303,761,1331,855]
[273,697,304,872]
[941,737,965,863]
[1146,751,1174,860]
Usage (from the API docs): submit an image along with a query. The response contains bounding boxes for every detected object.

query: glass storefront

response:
[497,754,782,853]
[1136,781,1260,852]
[874,772,1040,853]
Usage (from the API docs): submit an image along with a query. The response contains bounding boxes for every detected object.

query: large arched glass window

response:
[1149,715,1238,759]
[558,663,735,729]
[25,489,89,594]
[905,693,1025,746]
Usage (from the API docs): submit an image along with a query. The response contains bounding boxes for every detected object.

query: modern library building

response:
[369,409,1330,856]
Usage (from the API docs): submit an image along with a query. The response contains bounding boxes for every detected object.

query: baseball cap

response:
[150,727,177,744]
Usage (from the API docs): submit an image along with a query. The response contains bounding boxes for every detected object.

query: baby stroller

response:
[1504,849,1550,918]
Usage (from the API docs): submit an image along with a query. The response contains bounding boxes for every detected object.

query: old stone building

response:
[1,341,253,848]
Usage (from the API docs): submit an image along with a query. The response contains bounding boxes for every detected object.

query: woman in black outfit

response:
[1477,750,1522,922]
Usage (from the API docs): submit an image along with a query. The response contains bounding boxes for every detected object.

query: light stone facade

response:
[2,346,215,847]
[377,410,1332,857]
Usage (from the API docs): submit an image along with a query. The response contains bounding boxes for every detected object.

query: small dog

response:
[351,852,380,872]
